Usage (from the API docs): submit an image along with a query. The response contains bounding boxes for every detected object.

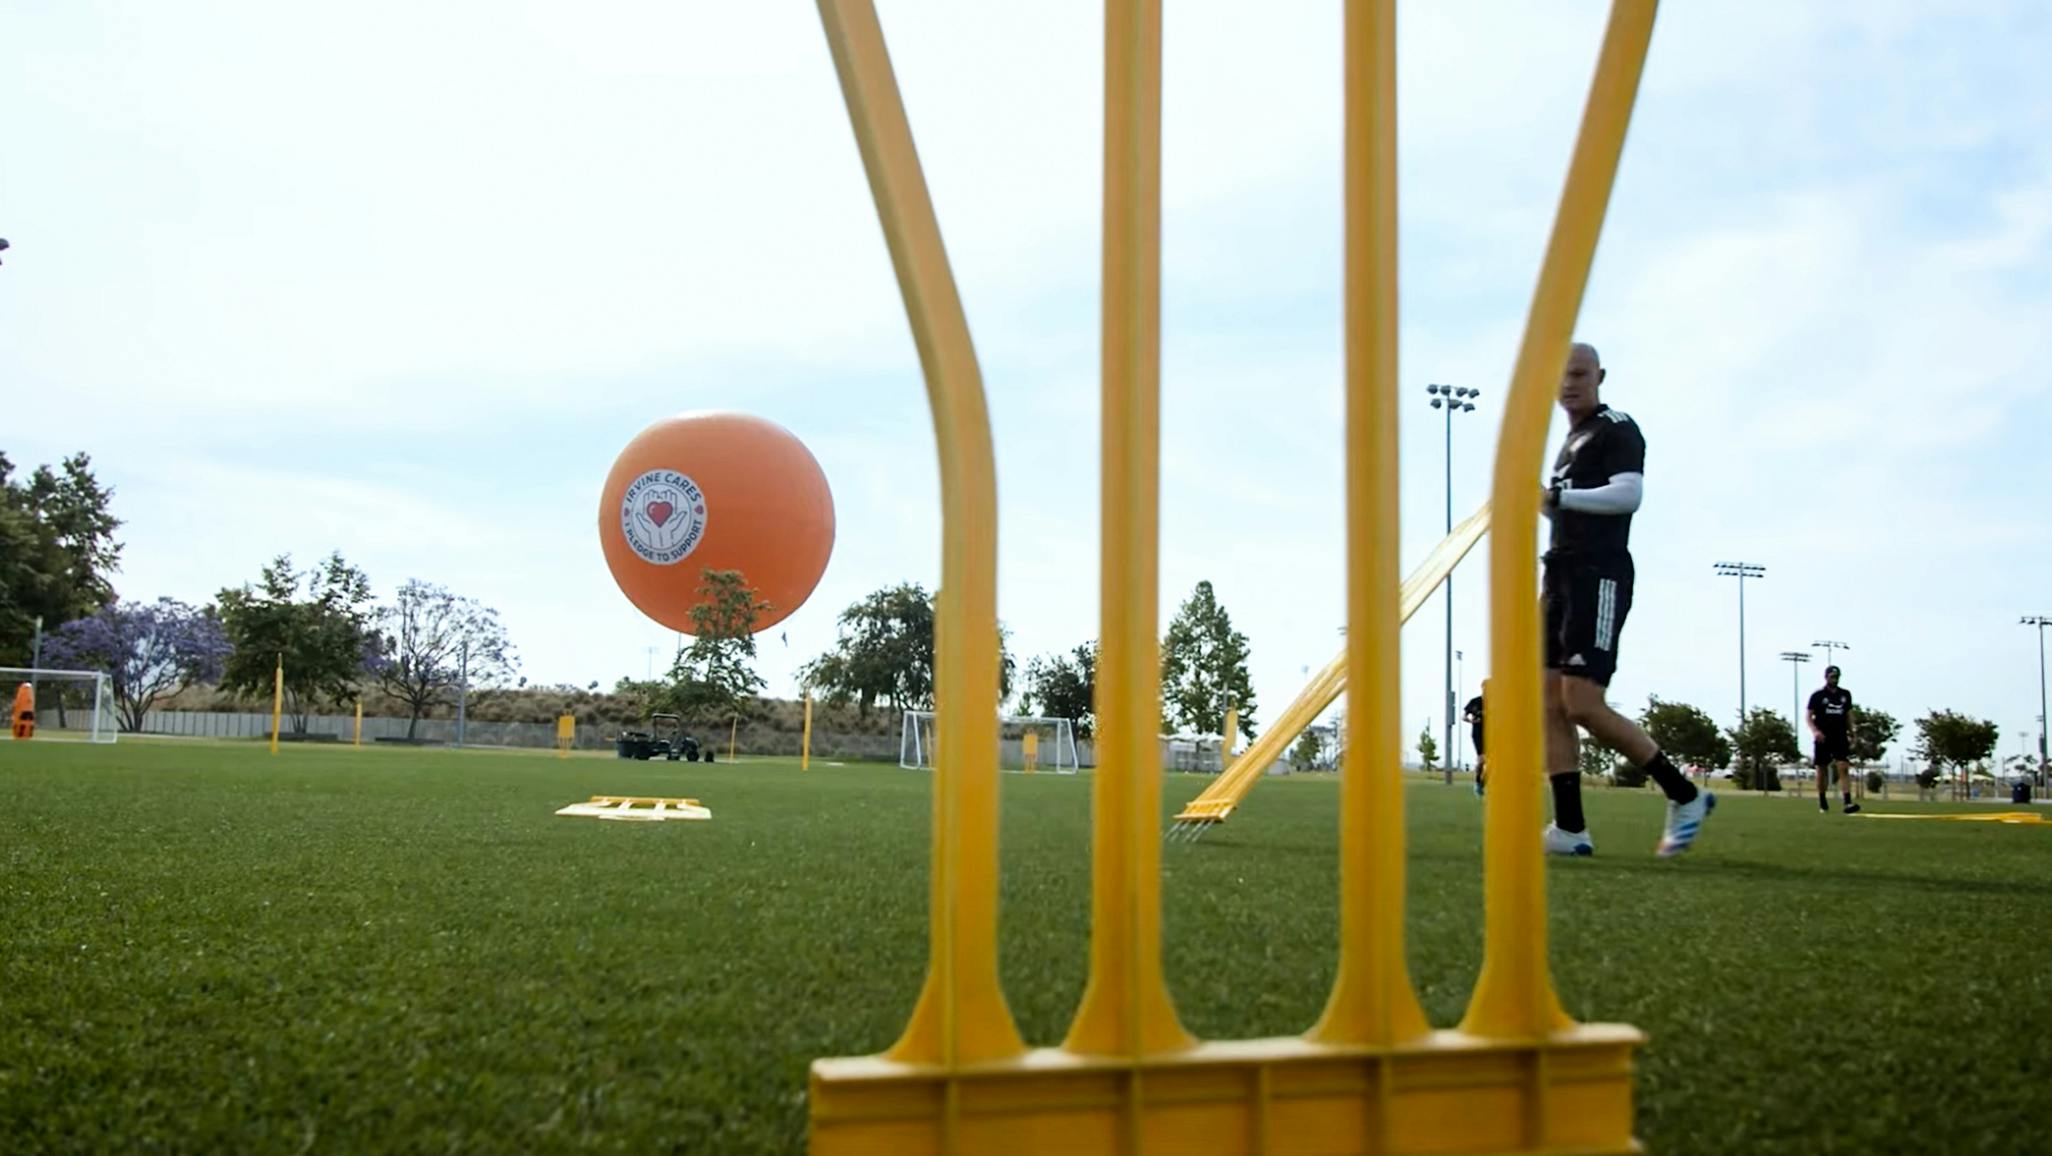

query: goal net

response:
[2,668,118,744]
[899,710,1080,774]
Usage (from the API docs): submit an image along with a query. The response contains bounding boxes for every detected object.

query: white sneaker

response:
[1543,822,1594,857]
[1657,791,1717,858]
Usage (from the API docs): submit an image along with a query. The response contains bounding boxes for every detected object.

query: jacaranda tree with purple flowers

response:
[42,598,231,732]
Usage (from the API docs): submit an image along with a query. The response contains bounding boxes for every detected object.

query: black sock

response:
[1643,751,1699,804]
[1843,791,1854,806]
[1550,772,1586,833]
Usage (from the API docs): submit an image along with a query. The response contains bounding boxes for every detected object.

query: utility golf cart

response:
[614,713,713,762]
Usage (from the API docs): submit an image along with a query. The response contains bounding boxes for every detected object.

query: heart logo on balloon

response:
[620,471,709,566]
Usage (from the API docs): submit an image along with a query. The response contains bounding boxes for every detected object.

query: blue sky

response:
[5,1,2050,761]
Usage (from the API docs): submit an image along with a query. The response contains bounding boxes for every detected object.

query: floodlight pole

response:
[1813,639,1848,673]
[1779,650,1810,735]
[1714,562,1765,723]
[2025,616,2051,778]
[1715,562,1766,789]
[1427,383,1481,784]
[1455,649,1465,771]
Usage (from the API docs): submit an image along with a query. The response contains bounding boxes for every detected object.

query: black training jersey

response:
[1548,404,1645,559]
[1809,686,1853,736]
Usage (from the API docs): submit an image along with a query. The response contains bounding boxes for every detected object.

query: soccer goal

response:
[899,710,1080,774]
[2,668,118,744]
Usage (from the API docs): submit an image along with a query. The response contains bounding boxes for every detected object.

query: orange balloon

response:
[599,412,835,635]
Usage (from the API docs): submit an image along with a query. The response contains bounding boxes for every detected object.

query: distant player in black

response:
[1807,665,1860,813]
[1465,685,1487,795]
[1538,343,1714,858]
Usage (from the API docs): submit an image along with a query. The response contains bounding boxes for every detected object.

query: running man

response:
[1807,664,1860,813]
[1538,342,1714,857]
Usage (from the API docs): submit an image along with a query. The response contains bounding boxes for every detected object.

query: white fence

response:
[129,710,1264,770]
[139,709,607,749]
[137,708,907,759]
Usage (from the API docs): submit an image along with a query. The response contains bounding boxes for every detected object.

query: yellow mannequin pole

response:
[1308,0,1430,1049]
[1461,0,1659,1041]
[269,655,283,756]
[728,716,738,763]
[801,690,813,772]
[354,700,363,747]
[816,0,1023,1066]
[1063,0,1192,1061]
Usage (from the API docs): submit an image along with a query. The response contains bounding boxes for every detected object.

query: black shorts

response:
[1814,735,1850,769]
[1543,554,1634,687]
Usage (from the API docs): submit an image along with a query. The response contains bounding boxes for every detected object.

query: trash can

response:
[2013,780,2032,805]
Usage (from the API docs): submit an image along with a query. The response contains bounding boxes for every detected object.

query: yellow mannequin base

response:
[811,1024,1644,1155]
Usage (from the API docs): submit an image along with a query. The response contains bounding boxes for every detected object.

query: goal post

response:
[899,710,1080,774]
[2,668,118,744]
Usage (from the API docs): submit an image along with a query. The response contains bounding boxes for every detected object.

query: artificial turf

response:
[2,740,2047,1154]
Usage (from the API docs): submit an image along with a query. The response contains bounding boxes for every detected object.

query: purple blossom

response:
[41,598,232,732]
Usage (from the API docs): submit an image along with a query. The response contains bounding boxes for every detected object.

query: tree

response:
[370,580,518,739]
[1417,726,1438,772]
[1849,708,1900,766]
[801,583,933,715]
[667,569,772,724]
[39,598,230,732]
[1640,696,1731,773]
[997,623,1018,709]
[1728,708,1801,791]
[1019,641,1097,738]
[609,676,672,722]
[798,582,1014,714]
[0,451,123,665]
[1160,580,1258,738]
[1582,734,1627,782]
[216,553,377,732]
[1913,710,1999,783]
[1290,728,1325,771]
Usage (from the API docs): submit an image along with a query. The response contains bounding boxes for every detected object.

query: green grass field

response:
[3,740,2048,1154]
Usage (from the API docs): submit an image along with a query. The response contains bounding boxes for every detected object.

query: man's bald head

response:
[1559,341,1606,421]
